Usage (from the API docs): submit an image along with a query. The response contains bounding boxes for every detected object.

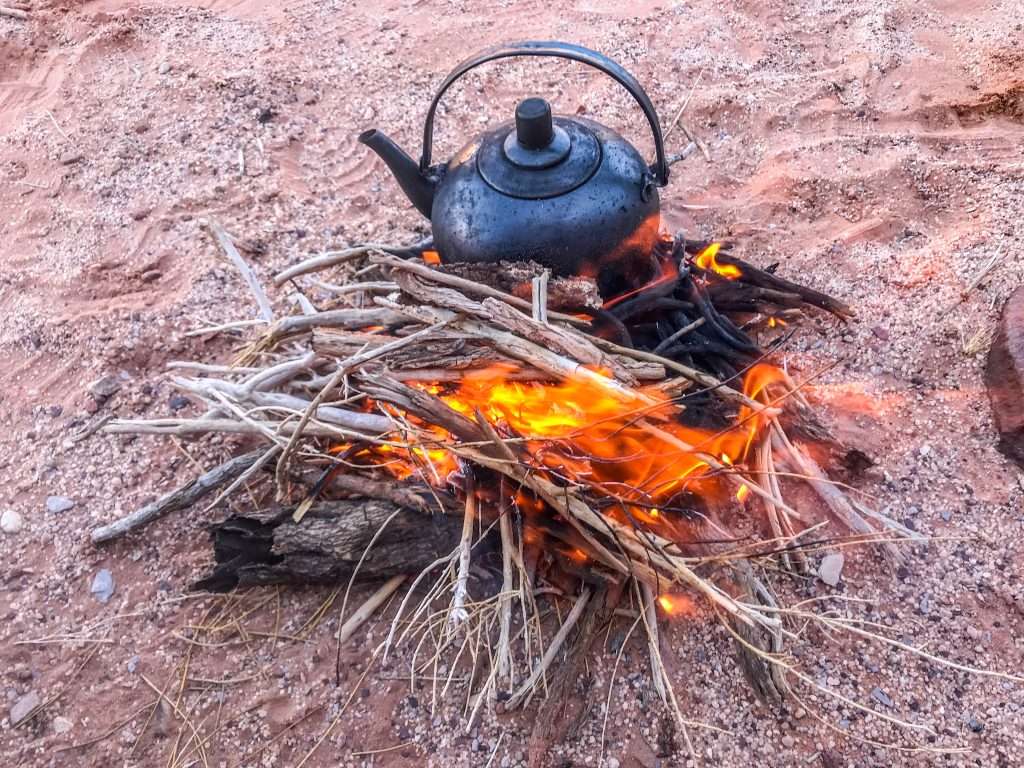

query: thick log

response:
[194,500,465,592]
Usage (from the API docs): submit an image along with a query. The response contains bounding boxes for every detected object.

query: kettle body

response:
[359,41,670,291]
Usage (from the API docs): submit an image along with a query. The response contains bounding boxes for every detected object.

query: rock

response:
[606,758,620,768]
[818,552,845,586]
[871,686,894,708]
[986,286,1024,467]
[10,691,40,726]
[59,150,84,165]
[1,509,23,534]
[780,735,795,748]
[169,394,192,412]
[91,569,116,604]
[127,655,141,674]
[88,375,122,400]
[53,716,73,734]
[157,61,171,74]
[46,496,75,514]
[967,714,984,733]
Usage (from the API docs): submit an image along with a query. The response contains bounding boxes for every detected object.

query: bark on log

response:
[194,500,465,592]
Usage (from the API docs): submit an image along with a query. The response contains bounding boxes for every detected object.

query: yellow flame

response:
[694,243,741,280]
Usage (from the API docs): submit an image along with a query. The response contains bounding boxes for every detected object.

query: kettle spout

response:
[359,129,436,219]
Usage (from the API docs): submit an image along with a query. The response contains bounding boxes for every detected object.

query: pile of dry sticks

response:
[94,226,1007,760]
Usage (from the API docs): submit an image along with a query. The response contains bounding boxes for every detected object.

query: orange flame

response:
[657,593,696,616]
[694,243,741,280]
[330,350,790,559]
[422,249,441,265]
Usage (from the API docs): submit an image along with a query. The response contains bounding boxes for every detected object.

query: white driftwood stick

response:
[90,449,266,544]
[209,219,274,322]
[338,574,408,646]
[274,243,403,285]
[371,252,588,327]
[504,586,592,710]
[170,378,393,434]
[641,583,668,704]
[496,485,515,683]
[0,6,28,19]
[104,418,349,439]
[450,474,477,627]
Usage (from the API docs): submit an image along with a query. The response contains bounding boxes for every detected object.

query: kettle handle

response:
[419,41,670,186]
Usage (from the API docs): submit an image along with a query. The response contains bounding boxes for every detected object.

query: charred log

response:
[194,500,466,592]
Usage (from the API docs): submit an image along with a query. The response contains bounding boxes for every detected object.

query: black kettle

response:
[359,41,670,291]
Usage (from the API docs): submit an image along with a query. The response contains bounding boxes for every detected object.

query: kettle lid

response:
[476,97,601,200]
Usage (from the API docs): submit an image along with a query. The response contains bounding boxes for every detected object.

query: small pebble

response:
[818,552,845,586]
[169,394,191,412]
[157,61,171,74]
[10,691,40,726]
[53,716,73,734]
[46,496,75,514]
[88,375,122,400]
[871,686,894,708]
[127,655,141,674]
[1,509,23,534]
[91,569,116,604]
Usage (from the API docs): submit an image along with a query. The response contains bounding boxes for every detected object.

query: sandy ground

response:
[2,0,1024,766]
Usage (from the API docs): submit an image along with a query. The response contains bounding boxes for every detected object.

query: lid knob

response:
[515,97,554,149]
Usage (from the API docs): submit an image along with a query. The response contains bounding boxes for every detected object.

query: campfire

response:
[89,40,1016,763]
[93,230,958,754]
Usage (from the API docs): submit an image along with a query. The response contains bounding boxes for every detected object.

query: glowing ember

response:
[422,249,441,265]
[601,251,679,310]
[656,594,695,616]
[693,242,741,280]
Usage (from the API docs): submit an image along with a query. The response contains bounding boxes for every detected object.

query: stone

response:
[53,716,73,734]
[1,509,23,534]
[58,150,83,165]
[169,394,191,412]
[818,552,845,586]
[88,375,122,400]
[157,61,171,74]
[10,691,40,726]
[871,686,894,708]
[91,569,116,604]
[986,286,1024,467]
[46,496,75,513]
